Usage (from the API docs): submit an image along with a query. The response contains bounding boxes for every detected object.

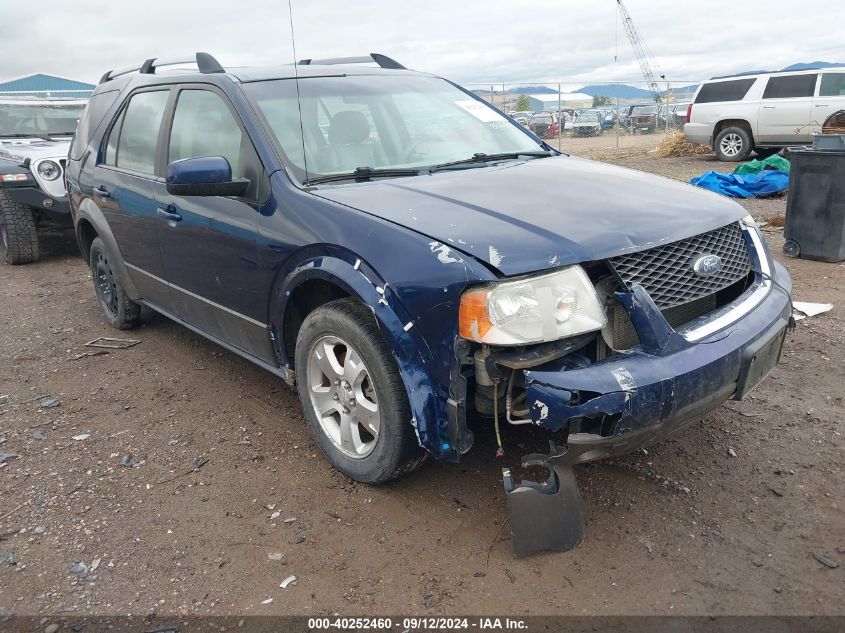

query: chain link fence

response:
[462,80,705,158]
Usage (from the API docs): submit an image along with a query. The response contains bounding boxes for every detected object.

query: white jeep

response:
[0,97,87,264]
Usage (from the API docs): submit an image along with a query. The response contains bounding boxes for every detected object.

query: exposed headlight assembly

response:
[459,266,607,345]
[36,159,61,181]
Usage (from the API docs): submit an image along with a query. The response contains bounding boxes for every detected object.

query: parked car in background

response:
[684,67,845,161]
[0,97,87,264]
[528,111,559,138]
[571,110,602,137]
[626,103,664,134]
[600,109,616,130]
[669,102,691,129]
[508,110,532,126]
[66,52,793,554]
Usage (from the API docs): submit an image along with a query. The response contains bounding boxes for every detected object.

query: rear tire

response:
[754,147,781,159]
[294,298,426,484]
[714,126,753,162]
[89,237,141,330]
[0,189,40,265]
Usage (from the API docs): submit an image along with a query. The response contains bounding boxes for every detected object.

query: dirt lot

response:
[1,151,842,619]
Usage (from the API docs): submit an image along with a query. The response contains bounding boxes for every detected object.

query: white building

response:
[527,92,594,112]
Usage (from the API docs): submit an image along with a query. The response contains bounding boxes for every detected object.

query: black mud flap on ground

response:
[503,442,585,557]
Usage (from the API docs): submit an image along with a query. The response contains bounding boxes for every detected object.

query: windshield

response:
[577,112,600,122]
[632,105,658,115]
[0,102,85,137]
[244,75,543,181]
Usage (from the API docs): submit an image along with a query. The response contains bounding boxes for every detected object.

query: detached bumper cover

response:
[523,260,792,462]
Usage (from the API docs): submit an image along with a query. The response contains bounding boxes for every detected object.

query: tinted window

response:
[763,74,817,99]
[168,90,244,176]
[104,109,125,166]
[819,73,845,97]
[694,79,756,103]
[114,90,170,174]
[69,91,119,160]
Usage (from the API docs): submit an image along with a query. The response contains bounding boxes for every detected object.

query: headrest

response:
[329,110,370,145]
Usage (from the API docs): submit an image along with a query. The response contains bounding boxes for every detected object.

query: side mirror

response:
[165,156,249,197]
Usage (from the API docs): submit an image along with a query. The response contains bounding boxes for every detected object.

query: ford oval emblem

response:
[692,254,722,276]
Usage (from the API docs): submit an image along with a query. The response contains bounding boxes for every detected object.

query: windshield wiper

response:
[429,150,555,173]
[0,133,53,141]
[305,166,422,186]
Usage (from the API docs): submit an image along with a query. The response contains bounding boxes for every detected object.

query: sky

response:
[2,0,844,88]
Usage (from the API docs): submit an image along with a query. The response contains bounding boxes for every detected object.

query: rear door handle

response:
[156,206,182,223]
[815,104,829,107]
[761,106,776,109]
[94,185,110,198]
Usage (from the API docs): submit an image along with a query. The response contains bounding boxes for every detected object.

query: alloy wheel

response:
[720,133,743,158]
[306,335,380,459]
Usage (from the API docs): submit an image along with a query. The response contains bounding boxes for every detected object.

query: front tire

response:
[714,126,753,162]
[0,189,40,265]
[89,237,141,329]
[294,298,426,484]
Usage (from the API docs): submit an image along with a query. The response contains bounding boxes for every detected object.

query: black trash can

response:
[783,146,845,262]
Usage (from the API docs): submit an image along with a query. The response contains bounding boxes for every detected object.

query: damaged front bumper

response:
[505,258,792,555]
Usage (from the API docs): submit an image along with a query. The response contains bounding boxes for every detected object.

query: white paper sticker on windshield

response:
[454,100,505,123]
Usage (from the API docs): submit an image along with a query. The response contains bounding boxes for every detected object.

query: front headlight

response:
[459,266,607,345]
[36,160,61,181]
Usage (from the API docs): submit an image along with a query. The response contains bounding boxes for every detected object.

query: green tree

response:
[593,95,613,107]
[515,94,531,111]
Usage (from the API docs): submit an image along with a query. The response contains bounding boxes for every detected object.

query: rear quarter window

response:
[694,78,756,104]
[69,90,120,160]
[762,74,817,99]
[819,73,845,97]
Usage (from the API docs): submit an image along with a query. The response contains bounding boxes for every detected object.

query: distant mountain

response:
[506,85,557,94]
[577,84,653,99]
[781,61,844,71]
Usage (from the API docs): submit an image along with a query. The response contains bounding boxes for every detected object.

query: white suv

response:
[684,68,845,161]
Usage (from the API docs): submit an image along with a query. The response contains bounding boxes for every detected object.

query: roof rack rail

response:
[709,66,832,80]
[297,53,405,70]
[99,52,224,84]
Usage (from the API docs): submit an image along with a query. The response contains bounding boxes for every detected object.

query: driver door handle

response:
[156,206,182,223]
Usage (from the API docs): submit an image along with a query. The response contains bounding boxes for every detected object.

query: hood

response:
[313,156,746,276]
[0,138,71,163]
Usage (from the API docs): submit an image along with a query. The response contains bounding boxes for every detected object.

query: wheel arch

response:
[713,119,755,146]
[269,248,447,458]
[73,197,140,299]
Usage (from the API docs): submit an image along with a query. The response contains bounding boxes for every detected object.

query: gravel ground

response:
[0,152,842,620]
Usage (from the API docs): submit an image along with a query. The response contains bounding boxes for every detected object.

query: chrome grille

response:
[608,222,752,309]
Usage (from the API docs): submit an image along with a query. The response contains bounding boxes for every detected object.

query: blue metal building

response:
[0,73,94,98]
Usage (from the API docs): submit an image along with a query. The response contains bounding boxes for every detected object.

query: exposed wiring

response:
[493,380,504,459]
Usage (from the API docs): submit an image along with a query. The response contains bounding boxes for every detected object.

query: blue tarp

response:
[689,170,789,198]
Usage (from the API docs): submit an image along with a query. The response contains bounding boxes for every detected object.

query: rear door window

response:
[110,90,170,175]
[694,79,756,103]
[762,74,817,99]
[819,73,845,97]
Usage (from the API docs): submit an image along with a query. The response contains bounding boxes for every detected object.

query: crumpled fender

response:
[274,249,455,459]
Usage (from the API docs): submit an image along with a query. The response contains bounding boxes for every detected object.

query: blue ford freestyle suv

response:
[66,53,793,554]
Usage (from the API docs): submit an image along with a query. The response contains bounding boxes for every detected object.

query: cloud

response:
[1,0,843,87]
